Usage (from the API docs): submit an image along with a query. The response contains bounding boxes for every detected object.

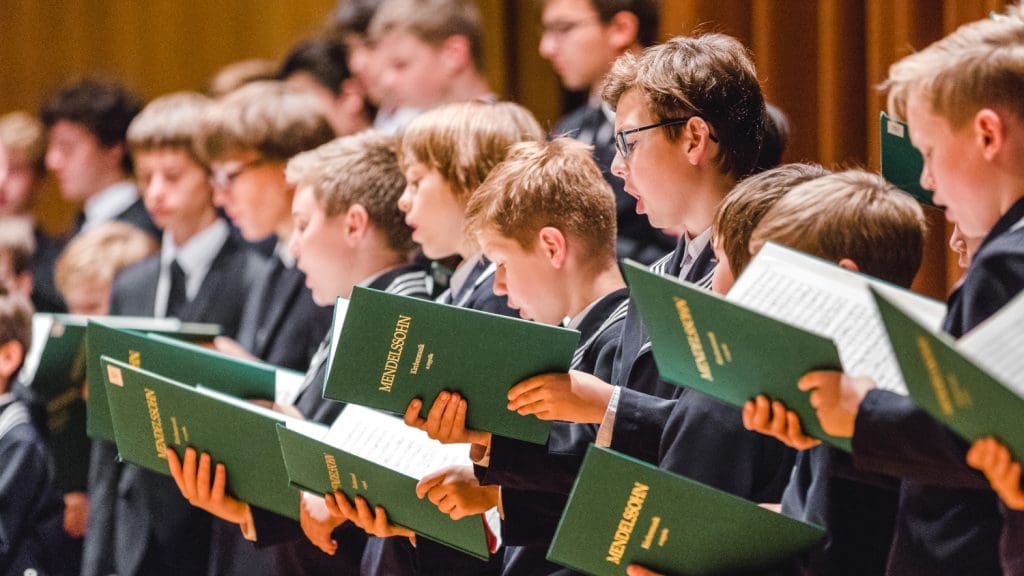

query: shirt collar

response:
[160,219,229,279]
[82,181,139,230]
[564,295,603,329]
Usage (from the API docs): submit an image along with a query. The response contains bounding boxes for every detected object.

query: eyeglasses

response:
[541,17,600,39]
[614,117,719,160]
[209,158,267,189]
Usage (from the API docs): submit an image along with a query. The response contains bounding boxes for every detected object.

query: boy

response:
[40,77,158,239]
[368,0,495,114]
[415,137,631,575]
[739,170,925,576]
[792,16,1024,575]
[166,130,432,575]
[538,0,672,264]
[0,216,35,298]
[0,111,66,312]
[82,92,263,576]
[503,34,791,506]
[0,287,64,576]
[326,101,543,575]
[278,36,373,136]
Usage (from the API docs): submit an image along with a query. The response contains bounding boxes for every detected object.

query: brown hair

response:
[369,0,484,69]
[885,15,1024,124]
[286,131,413,253]
[208,59,278,98]
[127,92,214,164]
[603,33,766,181]
[0,112,46,176]
[0,217,35,278]
[0,284,33,363]
[399,101,545,203]
[466,138,617,268]
[750,169,926,288]
[195,81,336,164]
[54,222,158,298]
[713,163,831,277]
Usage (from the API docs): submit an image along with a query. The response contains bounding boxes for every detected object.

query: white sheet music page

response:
[727,243,946,394]
[957,291,1024,397]
[324,404,473,479]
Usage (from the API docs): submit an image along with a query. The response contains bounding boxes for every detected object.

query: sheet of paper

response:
[728,243,945,394]
[957,291,1024,396]
[18,314,55,387]
[326,297,350,377]
[325,404,472,479]
[275,369,306,407]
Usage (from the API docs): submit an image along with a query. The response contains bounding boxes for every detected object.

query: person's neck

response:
[87,171,129,200]
[680,174,735,239]
[275,218,294,245]
[170,209,218,247]
[565,261,626,320]
[443,71,493,105]
[354,245,407,285]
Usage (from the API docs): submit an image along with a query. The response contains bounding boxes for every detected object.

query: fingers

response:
[626,565,664,576]
[435,394,462,441]
[212,463,229,502]
[769,400,788,439]
[404,398,425,428]
[424,391,451,437]
[166,447,187,495]
[785,410,821,450]
[324,492,344,519]
[182,447,198,501]
[196,453,212,505]
[797,371,836,393]
[416,470,446,500]
[353,495,376,532]
[507,375,546,404]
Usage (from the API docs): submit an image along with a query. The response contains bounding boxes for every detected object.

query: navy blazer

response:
[851,197,1024,575]
[81,230,261,576]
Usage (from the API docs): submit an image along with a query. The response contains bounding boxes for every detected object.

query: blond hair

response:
[750,170,926,288]
[369,0,483,69]
[0,284,33,361]
[127,92,213,163]
[0,112,46,175]
[286,131,413,253]
[54,222,158,297]
[195,81,335,164]
[0,217,35,278]
[713,163,831,278]
[466,138,617,268]
[603,34,766,180]
[400,101,545,204]
[208,59,278,99]
[885,15,1024,124]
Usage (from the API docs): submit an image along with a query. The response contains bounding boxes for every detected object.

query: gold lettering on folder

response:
[324,454,342,491]
[640,516,660,550]
[379,315,412,392]
[917,336,954,416]
[144,388,167,460]
[128,350,141,368]
[605,481,649,566]
[672,297,713,382]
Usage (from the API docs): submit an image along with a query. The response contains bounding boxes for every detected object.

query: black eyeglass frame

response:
[614,116,719,160]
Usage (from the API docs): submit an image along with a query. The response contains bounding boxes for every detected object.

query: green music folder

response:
[623,261,850,451]
[872,288,1024,461]
[101,356,319,519]
[323,286,580,445]
[18,314,219,490]
[86,321,299,441]
[276,404,491,560]
[548,446,825,576]
[880,112,933,205]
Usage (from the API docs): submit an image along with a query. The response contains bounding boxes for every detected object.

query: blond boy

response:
[0,217,34,298]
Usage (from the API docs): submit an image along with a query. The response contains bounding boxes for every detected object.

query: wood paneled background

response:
[0,0,1008,298]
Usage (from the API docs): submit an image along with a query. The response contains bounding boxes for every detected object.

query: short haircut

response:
[0,284,34,361]
[279,36,351,96]
[369,0,484,70]
[399,101,545,203]
[334,0,384,37]
[0,112,46,176]
[586,0,661,47]
[39,77,143,173]
[127,92,213,164]
[54,222,158,298]
[603,34,766,181]
[286,131,414,253]
[750,169,926,288]
[885,15,1024,125]
[466,138,617,268]
[755,103,791,172]
[0,217,35,277]
[208,59,278,98]
[712,163,831,278]
[195,81,336,165]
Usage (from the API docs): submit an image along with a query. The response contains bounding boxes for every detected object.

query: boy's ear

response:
[0,340,24,382]
[344,204,370,244]
[837,258,860,273]
[682,117,718,166]
[537,226,567,269]
[606,11,640,52]
[975,108,1005,161]
[440,35,472,73]
[339,79,367,117]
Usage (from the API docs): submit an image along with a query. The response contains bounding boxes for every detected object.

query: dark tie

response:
[166,260,188,319]
[577,105,606,147]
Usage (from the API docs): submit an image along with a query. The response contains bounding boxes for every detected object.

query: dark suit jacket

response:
[81,229,262,576]
[850,198,1024,576]
[30,227,67,313]
[237,256,332,372]
[554,106,675,265]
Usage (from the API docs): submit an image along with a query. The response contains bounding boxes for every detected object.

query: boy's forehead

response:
[613,89,655,128]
